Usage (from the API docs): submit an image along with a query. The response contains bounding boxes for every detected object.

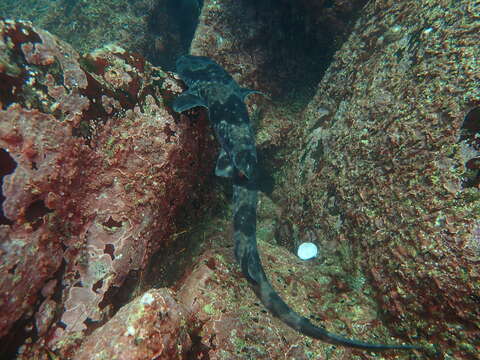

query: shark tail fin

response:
[251,266,421,351]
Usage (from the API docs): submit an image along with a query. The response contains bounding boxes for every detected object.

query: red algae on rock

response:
[170,226,411,360]
[73,289,193,360]
[0,20,215,358]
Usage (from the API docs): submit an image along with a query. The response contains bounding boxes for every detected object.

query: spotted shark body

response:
[173,55,420,351]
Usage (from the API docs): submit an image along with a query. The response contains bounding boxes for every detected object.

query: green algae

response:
[202,303,215,316]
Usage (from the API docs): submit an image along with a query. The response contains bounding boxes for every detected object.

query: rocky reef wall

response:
[1,0,479,359]
[0,19,216,358]
[281,1,480,358]
[190,0,368,98]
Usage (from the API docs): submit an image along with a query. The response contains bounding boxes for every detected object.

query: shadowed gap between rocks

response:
[0,148,16,225]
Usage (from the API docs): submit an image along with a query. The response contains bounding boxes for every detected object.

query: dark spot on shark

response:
[234,150,257,179]
[233,204,256,237]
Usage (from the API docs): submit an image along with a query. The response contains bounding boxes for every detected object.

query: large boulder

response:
[281,1,479,358]
[0,19,215,357]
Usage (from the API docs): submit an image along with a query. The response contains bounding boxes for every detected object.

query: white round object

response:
[297,242,318,260]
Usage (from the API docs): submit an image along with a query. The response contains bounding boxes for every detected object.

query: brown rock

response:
[281,1,480,358]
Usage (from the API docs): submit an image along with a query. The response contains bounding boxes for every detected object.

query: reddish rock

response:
[2,1,478,358]
[1,0,201,70]
[73,289,193,360]
[0,225,63,340]
[173,225,419,360]
[0,20,215,357]
[0,0,159,61]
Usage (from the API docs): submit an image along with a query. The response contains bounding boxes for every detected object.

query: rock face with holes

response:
[0,20,216,357]
[279,1,480,358]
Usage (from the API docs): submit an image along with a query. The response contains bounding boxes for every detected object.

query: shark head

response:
[175,55,232,88]
[173,55,258,181]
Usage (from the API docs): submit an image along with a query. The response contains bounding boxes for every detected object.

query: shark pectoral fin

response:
[215,149,235,178]
[239,87,265,101]
[172,91,207,113]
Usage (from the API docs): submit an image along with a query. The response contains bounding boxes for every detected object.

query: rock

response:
[2,1,479,358]
[0,19,216,357]
[191,0,368,97]
[73,289,193,360]
[0,0,158,61]
[281,1,480,357]
[174,237,407,359]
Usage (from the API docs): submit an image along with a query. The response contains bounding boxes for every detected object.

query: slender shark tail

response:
[232,175,421,351]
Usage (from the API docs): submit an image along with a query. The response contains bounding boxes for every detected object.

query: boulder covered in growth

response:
[0,19,216,358]
[281,1,480,358]
[0,0,159,61]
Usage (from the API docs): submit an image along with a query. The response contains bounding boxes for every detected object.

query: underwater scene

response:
[0,0,479,359]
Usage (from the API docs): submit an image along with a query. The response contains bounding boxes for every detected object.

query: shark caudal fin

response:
[248,259,421,351]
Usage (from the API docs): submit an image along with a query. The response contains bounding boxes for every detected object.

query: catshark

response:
[173,55,420,351]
